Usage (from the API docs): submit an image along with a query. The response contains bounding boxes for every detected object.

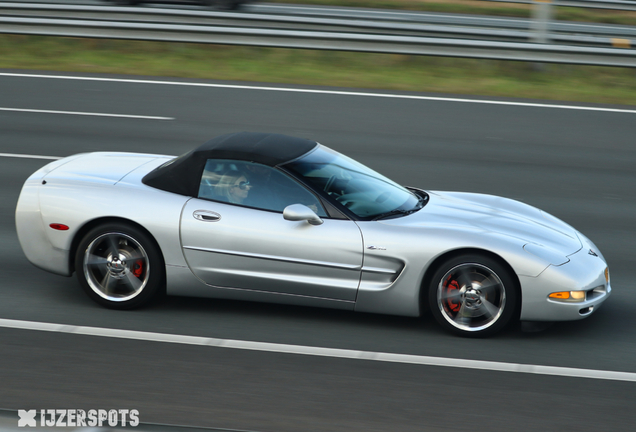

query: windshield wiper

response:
[372,207,417,221]
[372,196,426,221]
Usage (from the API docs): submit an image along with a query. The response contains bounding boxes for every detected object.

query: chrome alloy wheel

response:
[437,263,506,333]
[83,232,150,302]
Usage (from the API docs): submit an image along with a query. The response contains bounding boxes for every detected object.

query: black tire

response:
[427,254,518,337]
[75,223,164,310]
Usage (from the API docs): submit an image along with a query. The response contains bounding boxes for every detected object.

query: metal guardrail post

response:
[531,0,554,43]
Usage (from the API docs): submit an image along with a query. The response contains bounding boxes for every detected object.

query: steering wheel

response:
[337,192,361,209]
[336,194,378,215]
[324,175,338,194]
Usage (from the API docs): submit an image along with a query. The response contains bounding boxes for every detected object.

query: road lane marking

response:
[2,72,636,114]
[0,153,62,160]
[0,318,634,383]
[0,107,174,120]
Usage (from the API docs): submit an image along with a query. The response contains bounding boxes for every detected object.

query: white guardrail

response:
[0,2,634,67]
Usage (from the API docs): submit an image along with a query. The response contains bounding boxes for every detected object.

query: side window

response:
[198,160,327,217]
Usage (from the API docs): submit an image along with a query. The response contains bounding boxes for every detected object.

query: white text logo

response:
[18,409,139,427]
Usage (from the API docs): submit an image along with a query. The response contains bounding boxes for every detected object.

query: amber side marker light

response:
[49,223,69,231]
[549,291,585,302]
[605,267,610,284]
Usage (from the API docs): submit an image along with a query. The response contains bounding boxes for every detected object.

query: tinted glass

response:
[198,160,327,217]
[284,146,422,219]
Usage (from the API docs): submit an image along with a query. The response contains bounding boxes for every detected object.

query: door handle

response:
[193,210,221,222]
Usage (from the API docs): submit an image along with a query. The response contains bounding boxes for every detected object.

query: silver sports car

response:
[15,132,611,336]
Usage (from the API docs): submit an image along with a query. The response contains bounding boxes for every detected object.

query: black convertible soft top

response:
[142,132,318,196]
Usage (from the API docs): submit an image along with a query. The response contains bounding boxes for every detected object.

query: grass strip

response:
[1,35,635,106]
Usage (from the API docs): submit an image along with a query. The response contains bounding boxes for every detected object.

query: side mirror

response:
[283,204,323,226]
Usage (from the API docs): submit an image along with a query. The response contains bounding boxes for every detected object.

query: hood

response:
[381,191,582,256]
[42,152,165,185]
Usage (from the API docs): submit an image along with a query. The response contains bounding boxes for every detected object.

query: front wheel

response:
[75,224,164,309]
[428,254,518,337]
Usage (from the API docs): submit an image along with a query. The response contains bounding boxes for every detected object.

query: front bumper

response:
[519,242,611,322]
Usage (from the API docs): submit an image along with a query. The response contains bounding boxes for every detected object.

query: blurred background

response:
[1,0,636,104]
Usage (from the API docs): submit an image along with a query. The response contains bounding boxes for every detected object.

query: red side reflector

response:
[49,223,69,231]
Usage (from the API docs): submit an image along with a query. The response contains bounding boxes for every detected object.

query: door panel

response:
[180,198,363,301]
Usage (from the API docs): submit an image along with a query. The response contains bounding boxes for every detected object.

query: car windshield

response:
[283,146,425,220]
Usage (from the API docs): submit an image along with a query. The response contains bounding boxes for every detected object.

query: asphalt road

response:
[1,70,635,431]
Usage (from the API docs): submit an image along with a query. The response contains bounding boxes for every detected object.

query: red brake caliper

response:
[132,260,143,278]
[443,276,461,312]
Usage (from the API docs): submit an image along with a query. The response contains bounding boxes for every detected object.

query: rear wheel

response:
[428,254,518,337]
[75,224,163,309]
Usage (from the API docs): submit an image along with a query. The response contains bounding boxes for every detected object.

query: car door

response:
[179,160,363,301]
